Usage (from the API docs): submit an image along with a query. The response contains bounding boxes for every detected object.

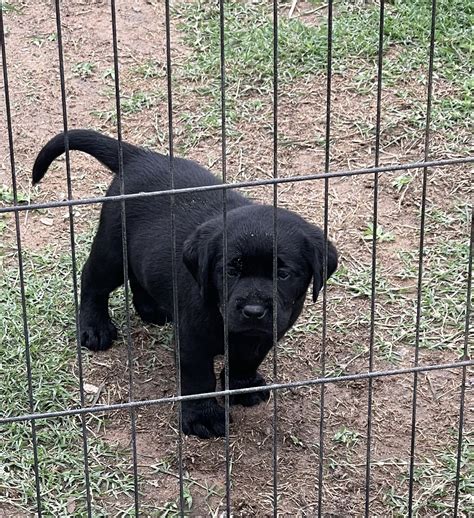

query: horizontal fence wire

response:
[1,360,472,426]
[1,157,472,216]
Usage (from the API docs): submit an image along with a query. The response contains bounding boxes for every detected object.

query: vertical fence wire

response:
[53,2,92,515]
[407,0,437,514]
[217,0,232,515]
[365,1,385,515]
[317,1,333,515]
[0,9,43,517]
[453,212,473,516]
[271,0,279,516]
[109,2,140,514]
[164,0,185,514]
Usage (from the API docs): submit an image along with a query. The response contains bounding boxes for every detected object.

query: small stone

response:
[40,218,54,226]
[83,383,99,394]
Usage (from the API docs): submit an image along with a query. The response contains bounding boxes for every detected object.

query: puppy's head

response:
[183,205,337,338]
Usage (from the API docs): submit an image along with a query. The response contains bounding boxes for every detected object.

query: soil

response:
[0,1,471,516]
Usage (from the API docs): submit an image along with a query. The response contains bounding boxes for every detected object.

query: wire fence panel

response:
[0,0,472,516]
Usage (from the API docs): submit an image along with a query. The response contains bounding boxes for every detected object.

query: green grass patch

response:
[174,0,328,144]
[72,61,97,80]
[30,32,57,48]
[0,243,136,516]
[335,0,472,83]
[385,434,473,515]
[133,59,167,80]
[174,0,472,148]
[0,184,30,204]
[289,201,471,363]
[92,90,163,124]
[0,1,24,14]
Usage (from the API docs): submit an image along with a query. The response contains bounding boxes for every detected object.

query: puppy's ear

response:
[304,227,338,302]
[312,239,338,302]
[182,222,220,304]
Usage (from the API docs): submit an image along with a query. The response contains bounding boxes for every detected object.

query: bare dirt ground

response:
[0,0,471,516]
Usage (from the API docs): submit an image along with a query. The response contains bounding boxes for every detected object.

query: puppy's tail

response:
[32,129,145,185]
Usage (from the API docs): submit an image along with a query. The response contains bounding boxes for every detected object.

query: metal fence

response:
[0,0,472,516]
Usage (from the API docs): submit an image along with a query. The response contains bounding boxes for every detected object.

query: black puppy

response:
[33,130,338,438]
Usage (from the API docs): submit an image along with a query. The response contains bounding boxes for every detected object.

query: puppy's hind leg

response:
[130,273,169,325]
[80,224,124,351]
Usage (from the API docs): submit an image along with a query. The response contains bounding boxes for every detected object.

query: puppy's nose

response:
[242,304,267,320]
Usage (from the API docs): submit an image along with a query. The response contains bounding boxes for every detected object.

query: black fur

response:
[33,130,338,438]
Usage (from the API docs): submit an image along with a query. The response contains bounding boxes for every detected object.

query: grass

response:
[174,0,330,145]
[92,91,163,124]
[362,223,395,243]
[385,433,474,516]
[390,202,471,353]
[332,0,472,85]
[0,184,29,204]
[333,427,361,448]
[30,32,57,47]
[287,200,471,365]
[133,59,167,80]
[0,1,23,14]
[1,0,471,514]
[172,0,472,151]
[148,460,224,516]
[72,61,97,80]
[0,241,136,515]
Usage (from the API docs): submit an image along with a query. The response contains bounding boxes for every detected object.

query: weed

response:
[362,223,395,243]
[333,427,361,448]
[72,61,96,79]
[150,460,224,515]
[289,434,305,448]
[92,91,162,123]
[102,68,115,82]
[153,485,193,517]
[30,33,57,47]
[121,91,161,114]
[0,184,30,204]
[392,173,413,193]
[0,1,23,14]
[133,59,166,80]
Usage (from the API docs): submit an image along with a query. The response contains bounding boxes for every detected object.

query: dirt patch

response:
[1,1,471,516]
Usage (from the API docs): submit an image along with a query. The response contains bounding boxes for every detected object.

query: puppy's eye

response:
[277,269,290,280]
[227,258,242,277]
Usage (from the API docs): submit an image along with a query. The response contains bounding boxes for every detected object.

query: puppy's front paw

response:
[182,399,231,439]
[224,372,270,407]
[80,318,117,351]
